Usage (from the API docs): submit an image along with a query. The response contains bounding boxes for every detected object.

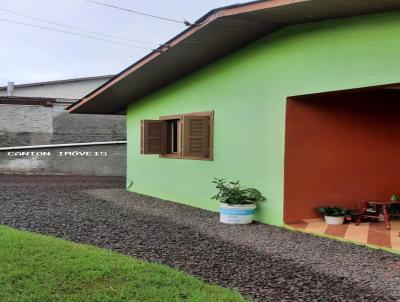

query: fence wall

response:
[0,143,126,176]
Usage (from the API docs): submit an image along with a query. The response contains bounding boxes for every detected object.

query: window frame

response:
[159,111,214,161]
[169,119,181,154]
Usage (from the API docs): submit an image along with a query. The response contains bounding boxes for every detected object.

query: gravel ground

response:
[1,175,400,301]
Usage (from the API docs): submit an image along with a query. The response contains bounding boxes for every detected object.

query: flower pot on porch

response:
[323,215,345,225]
[219,203,256,224]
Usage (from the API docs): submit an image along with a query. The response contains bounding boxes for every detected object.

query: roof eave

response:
[68,0,400,114]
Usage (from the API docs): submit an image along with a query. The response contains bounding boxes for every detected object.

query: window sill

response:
[159,154,213,161]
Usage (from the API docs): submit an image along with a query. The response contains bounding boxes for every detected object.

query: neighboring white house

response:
[0,75,113,99]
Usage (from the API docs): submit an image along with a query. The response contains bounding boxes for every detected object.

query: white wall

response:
[0,76,112,99]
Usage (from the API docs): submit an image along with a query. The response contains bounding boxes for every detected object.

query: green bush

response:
[317,206,348,217]
[211,178,266,205]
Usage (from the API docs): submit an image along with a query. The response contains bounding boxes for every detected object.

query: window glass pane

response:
[172,121,178,153]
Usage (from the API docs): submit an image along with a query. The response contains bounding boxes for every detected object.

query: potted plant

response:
[391,194,400,201]
[317,206,348,225]
[212,178,266,224]
[389,194,400,216]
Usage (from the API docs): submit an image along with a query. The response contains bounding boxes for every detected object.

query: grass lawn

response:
[0,225,247,302]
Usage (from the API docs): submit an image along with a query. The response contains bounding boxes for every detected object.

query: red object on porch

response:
[356,201,400,230]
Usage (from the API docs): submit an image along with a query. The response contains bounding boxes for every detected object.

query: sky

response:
[0,0,237,85]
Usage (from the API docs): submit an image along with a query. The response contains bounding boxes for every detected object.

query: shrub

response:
[317,206,348,217]
[211,178,266,205]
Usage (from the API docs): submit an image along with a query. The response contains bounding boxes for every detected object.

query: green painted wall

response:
[127,11,400,226]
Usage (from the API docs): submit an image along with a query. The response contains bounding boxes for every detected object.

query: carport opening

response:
[284,84,400,223]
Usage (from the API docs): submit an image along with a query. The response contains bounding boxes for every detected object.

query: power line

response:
[0,17,153,50]
[0,8,157,46]
[84,0,191,26]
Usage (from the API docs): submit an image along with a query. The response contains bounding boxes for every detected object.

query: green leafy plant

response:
[211,178,266,205]
[317,206,348,217]
[389,194,400,215]
[391,194,400,202]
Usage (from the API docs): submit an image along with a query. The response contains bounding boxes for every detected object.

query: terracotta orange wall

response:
[284,90,400,223]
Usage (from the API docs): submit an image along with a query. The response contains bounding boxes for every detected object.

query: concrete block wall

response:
[0,144,126,176]
[0,104,53,133]
[0,103,126,147]
[0,101,127,176]
[52,112,126,144]
[0,132,51,147]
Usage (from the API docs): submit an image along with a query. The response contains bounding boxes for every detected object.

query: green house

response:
[70,0,400,226]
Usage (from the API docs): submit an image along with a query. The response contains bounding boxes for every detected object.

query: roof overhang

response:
[68,0,400,114]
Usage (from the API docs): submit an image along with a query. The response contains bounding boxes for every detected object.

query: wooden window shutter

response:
[182,115,210,158]
[141,120,166,154]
